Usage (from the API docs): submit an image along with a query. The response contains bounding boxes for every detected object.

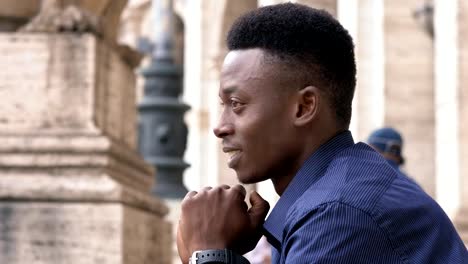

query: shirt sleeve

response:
[281,202,403,264]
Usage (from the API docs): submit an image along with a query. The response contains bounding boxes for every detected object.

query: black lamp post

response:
[138,0,189,198]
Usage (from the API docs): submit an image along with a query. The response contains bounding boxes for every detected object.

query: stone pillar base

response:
[0,202,171,264]
[0,134,171,264]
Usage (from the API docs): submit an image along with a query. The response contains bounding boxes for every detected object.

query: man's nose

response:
[213,123,234,138]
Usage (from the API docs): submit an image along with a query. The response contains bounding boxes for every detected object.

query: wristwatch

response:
[189,249,250,264]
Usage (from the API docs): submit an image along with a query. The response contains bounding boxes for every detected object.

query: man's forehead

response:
[222,49,265,70]
[219,49,292,97]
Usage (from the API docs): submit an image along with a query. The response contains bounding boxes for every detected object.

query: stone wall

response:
[455,0,468,244]
[0,33,171,263]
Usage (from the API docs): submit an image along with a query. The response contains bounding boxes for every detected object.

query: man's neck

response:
[271,128,348,195]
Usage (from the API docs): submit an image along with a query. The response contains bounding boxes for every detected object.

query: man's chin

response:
[237,178,258,185]
[236,171,267,185]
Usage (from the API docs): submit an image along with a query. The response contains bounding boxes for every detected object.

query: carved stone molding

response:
[18,0,128,43]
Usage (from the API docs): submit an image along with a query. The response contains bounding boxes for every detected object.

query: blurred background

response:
[0,0,466,263]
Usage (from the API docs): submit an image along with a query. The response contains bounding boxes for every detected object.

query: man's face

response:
[214,49,299,184]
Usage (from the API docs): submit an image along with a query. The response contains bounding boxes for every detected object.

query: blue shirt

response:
[264,131,467,263]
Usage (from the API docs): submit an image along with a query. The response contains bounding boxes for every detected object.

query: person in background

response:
[367,127,421,187]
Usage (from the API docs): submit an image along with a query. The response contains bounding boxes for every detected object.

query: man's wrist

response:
[189,249,250,264]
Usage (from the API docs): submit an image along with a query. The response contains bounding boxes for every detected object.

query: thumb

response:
[248,191,270,227]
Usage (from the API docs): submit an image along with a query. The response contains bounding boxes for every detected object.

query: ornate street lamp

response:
[138,0,189,198]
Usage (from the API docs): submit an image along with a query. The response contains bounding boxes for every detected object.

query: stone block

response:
[0,33,138,150]
[0,202,171,264]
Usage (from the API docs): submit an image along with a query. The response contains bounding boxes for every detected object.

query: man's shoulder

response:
[291,142,399,213]
[285,144,466,263]
[287,142,440,226]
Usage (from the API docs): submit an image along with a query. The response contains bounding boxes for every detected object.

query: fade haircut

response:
[226,3,356,127]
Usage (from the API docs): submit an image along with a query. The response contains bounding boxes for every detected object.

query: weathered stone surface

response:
[0,133,160,201]
[0,202,171,264]
[455,0,468,246]
[0,33,138,149]
[20,6,101,36]
[19,0,128,43]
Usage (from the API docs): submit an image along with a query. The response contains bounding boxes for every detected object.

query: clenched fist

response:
[177,185,270,263]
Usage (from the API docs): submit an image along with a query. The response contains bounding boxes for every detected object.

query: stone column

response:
[433,0,468,245]
[433,0,459,218]
[457,1,468,244]
[351,0,385,141]
[0,1,172,263]
[383,0,435,196]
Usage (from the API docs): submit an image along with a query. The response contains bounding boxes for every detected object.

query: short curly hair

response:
[227,3,356,127]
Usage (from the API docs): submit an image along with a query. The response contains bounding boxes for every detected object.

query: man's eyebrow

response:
[221,86,237,95]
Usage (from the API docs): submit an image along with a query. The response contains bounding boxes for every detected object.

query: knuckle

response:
[180,199,191,211]
[202,186,213,192]
[214,185,228,193]
[232,184,247,197]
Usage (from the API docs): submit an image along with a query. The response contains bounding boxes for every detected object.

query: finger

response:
[184,190,198,199]
[219,184,230,189]
[248,191,270,227]
[231,184,247,199]
[201,186,213,192]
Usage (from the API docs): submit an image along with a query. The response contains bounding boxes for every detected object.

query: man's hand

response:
[177,185,270,263]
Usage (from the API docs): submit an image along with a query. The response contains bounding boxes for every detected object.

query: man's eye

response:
[230,99,243,109]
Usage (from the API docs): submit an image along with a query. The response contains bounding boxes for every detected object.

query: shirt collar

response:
[263,130,355,248]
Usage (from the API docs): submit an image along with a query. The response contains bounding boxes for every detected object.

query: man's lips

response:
[222,147,242,167]
[223,147,242,158]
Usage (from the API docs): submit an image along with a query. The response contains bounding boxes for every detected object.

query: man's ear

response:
[293,86,320,127]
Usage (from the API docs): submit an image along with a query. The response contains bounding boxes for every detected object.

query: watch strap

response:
[190,249,250,264]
